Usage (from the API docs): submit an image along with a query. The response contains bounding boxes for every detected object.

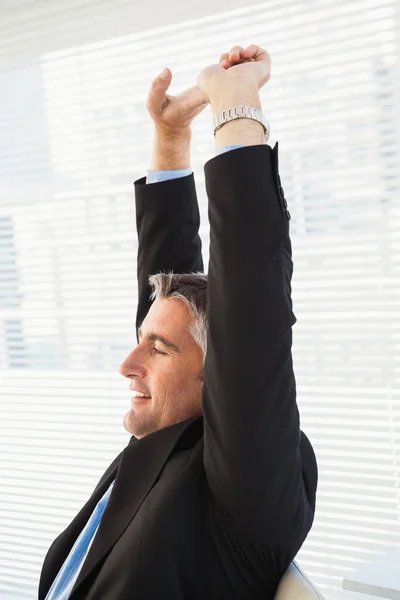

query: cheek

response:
[174,364,203,396]
[151,362,176,393]
[154,364,193,397]
[150,352,203,398]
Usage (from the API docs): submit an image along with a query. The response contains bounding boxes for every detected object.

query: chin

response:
[123,409,140,436]
[123,409,155,439]
[123,416,134,436]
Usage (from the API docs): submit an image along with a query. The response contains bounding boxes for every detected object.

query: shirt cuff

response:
[146,168,192,185]
[146,144,245,184]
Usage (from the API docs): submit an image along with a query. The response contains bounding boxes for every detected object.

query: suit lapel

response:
[38,448,126,600]
[69,417,202,599]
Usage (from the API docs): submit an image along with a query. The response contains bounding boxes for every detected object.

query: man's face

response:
[120,298,204,439]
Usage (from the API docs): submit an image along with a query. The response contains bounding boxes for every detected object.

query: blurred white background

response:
[0,0,399,598]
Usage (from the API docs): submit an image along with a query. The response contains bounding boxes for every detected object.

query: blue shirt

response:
[45,143,245,600]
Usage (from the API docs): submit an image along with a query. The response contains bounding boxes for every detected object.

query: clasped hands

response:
[146,44,271,139]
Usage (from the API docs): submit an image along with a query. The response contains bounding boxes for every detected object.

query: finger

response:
[146,69,172,116]
[228,45,244,63]
[219,52,230,69]
[240,44,269,63]
[220,49,253,69]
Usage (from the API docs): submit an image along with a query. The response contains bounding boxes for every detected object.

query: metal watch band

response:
[213,105,270,141]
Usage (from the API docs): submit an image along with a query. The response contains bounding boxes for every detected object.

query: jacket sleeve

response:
[134,172,203,333]
[202,143,317,546]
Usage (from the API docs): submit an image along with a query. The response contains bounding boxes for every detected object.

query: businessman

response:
[39,44,318,600]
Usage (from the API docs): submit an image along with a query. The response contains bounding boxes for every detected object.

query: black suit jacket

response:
[38,143,318,600]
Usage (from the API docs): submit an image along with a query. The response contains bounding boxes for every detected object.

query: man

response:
[39,44,318,600]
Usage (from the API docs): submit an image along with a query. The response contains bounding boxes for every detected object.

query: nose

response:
[119,346,147,379]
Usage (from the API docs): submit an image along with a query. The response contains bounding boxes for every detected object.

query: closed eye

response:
[153,346,167,355]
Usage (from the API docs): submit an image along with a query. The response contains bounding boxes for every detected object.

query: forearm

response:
[147,129,247,185]
[150,128,191,170]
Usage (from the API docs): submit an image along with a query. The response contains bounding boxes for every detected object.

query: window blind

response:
[0,0,399,598]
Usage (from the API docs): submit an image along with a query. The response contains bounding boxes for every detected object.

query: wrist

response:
[214,118,265,150]
[209,82,261,114]
[150,128,191,170]
[210,89,265,150]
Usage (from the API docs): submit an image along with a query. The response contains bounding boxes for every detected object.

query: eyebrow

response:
[138,328,181,353]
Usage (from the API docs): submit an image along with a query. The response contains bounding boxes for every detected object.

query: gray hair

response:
[148,272,208,357]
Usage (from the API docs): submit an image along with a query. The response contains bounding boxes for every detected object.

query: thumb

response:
[147,69,172,116]
[178,85,209,112]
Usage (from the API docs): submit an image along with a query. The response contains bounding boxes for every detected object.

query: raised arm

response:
[197,46,317,547]
[134,69,209,331]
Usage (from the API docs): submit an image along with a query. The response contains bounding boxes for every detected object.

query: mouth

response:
[131,392,151,404]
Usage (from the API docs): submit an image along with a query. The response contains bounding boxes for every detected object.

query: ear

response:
[196,369,204,385]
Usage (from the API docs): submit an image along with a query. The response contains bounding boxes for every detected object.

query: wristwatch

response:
[213,105,270,142]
